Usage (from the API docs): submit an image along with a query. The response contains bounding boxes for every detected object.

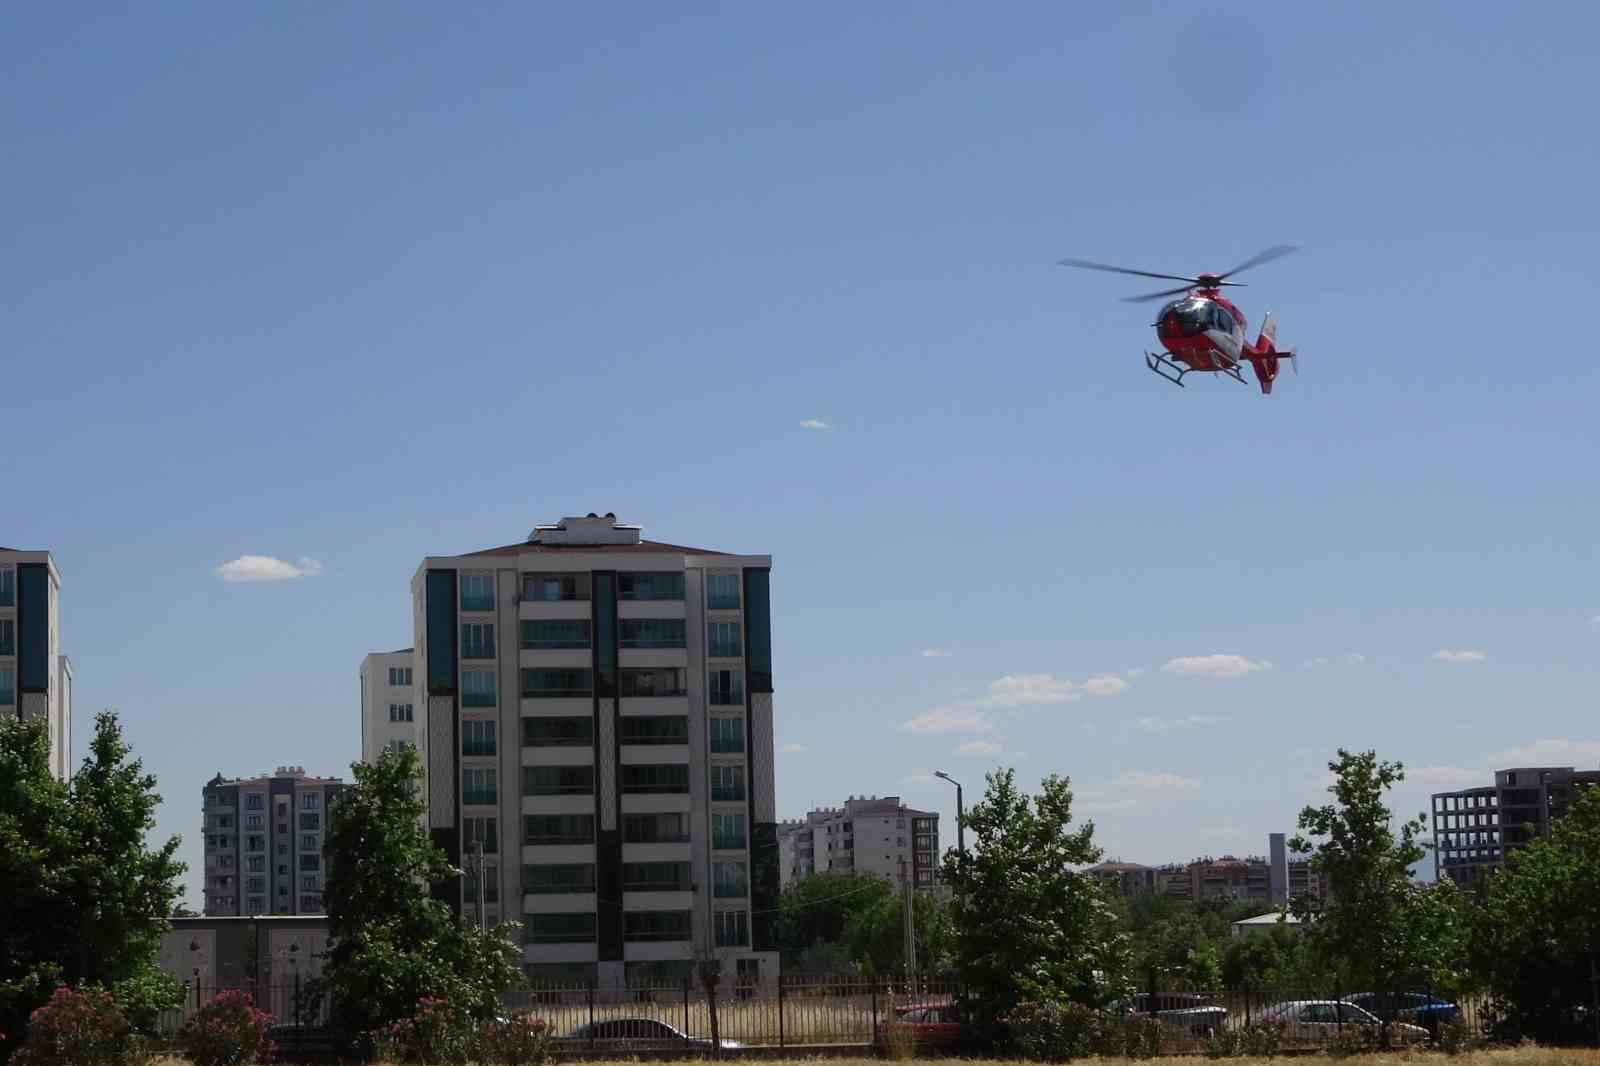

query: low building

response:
[778,795,940,889]
[1231,911,1302,937]
[1432,766,1600,886]
[202,767,347,917]
[158,915,331,1020]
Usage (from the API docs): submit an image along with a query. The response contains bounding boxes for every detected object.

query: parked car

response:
[560,1017,743,1050]
[883,1002,963,1047]
[1259,1000,1429,1046]
[1343,992,1459,1031]
[1107,993,1228,1037]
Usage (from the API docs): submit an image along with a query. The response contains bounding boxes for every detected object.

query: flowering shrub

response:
[372,998,475,1066]
[476,1014,550,1066]
[9,987,144,1066]
[177,991,273,1066]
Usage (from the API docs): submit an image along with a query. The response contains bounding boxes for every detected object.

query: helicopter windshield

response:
[1158,297,1234,338]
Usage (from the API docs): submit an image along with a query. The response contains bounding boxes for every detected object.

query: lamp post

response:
[933,771,965,861]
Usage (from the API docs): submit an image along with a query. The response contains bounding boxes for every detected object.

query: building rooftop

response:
[458,514,730,557]
[1233,912,1302,928]
[1088,862,1154,873]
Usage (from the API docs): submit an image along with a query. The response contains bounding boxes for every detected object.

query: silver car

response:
[1259,1000,1429,1046]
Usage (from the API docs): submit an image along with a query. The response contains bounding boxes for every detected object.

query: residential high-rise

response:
[1432,766,1600,886]
[360,649,423,765]
[777,796,940,889]
[0,549,73,781]
[202,767,346,917]
[410,514,778,988]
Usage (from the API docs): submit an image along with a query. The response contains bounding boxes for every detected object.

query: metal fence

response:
[156,979,330,1038]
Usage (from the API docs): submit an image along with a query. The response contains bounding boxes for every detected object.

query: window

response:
[524,814,595,845]
[617,572,684,601]
[618,716,688,745]
[0,619,13,656]
[302,792,319,809]
[295,834,314,852]
[462,669,497,707]
[462,719,497,756]
[385,738,415,756]
[524,912,597,943]
[463,768,497,806]
[246,876,266,893]
[617,667,687,698]
[623,862,691,891]
[247,856,265,872]
[246,835,264,852]
[707,621,742,659]
[706,573,740,610]
[245,814,263,829]
[301,875,319,891]
[619,619,686,649]
[623,812,690,844]
[709,717,745,754]
[0,669,13,706]
[707,669,744,706]
[246,897,265,915]
[299,853,320,871]
[521,669,592,698]
[624,910,692,942]
[464,816,499,855]
[712,861,748,898]
[277,843,288,856]
[714,910,749,947]
[300,895,322,912]
[711,765,746,802]
[522,573,590,602]
[523,765,595,796]
[519,619,591,650]
[621,764,689,794]
[460,573,496,612]
[524,863,595,894]
[461,622,496,659]
[240,793,261,810]
[299,813,320,830]
[389,703,414,722]
[388,666,413,686]
[712,812,746,850]
[0,569,13,607]
[523,716,594,746]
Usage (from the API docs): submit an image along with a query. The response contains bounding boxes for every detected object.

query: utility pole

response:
[900,858,918,994]
[469,839,485,932]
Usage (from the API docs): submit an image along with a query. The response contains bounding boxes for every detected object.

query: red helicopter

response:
[1061,245,1298,394]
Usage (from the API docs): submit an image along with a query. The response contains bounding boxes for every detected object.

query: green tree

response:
[0,714,185,1058]
[773,871,895,967]
[1133,910,1221,989]
[1221,931,1284,992]
[941,770,1128,1037]
[315,746,523,1052]
[1290,750,1463,1005]
[844,888,954,976]
[1471,784,1600,1043]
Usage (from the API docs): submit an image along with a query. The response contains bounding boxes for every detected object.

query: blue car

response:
[1343,993,1458,1030]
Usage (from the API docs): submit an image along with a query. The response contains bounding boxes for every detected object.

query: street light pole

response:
[933,771,965,861]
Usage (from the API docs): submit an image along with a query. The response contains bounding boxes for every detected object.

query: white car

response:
[1258,1000,1429,1046]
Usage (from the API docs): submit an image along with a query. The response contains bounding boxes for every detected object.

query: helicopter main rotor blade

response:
[1122,284,1198,304]
[1216,244,1298,280]
[1058,257,1200,285]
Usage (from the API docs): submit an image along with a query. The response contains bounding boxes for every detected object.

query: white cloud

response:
[1489,739,1600,765]
[1136,714,1218,735]
[1111,771,1201,790]
[955,739,1002,756]
[1162,654,1271,678]
[1434,649,1487,664]
[898,708,994,734]
[919,648,950,658]
[982,673,1084,708]
[1411,765,1481,788]
[779,743,808,754]
[799,418,832,430]
[1081,675,1131,697]
[215,555,323,583]
[1307,652,1366,668]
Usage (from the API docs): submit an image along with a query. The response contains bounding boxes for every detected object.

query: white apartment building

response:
[778,796,940,890]
[360,649,424,764]
[410,514,778,989]
[0,548,73,781]
[202,767,346,917]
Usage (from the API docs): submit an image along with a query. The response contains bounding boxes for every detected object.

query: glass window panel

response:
[707,621,742,659]
[618,716,689,745]
[460,573,496,612]
[462,669,497,707]
[617,572,685,601]
[519,619,592,650]
[618,668,688,698]
[521,669,593,698]
[522,716,594,746]
[709,717,745,754]
[706,573,741,610]
[618,619,686,649]
[523,863,596,894]
[522,765,595,796]
[707,669,744,706]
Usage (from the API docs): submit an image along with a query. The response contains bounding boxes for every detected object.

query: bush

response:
[177,991,273,1066]
[372,998,476,1066]
[108,969,181,1038]
[475,1014,549,1066]
[9,987,145,1066]
[1003,1002,1163,1061]
[1204,1024,1282,1059]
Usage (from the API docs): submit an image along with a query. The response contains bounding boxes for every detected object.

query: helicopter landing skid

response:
[1144,350,1246,388]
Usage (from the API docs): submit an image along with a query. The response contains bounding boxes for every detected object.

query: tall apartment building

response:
[0,549,73,781]
[202,767,346,917]
[1432,766,1600,886]
[777,796,940,890]
[410,514,778,988]
[360,649,424,764]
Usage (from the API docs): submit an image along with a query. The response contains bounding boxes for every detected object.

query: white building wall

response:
[360,650,422,764]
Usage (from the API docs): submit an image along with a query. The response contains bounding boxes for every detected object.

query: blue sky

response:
[5,3,1597,906]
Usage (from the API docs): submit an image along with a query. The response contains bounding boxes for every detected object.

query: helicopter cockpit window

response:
[1211,303,1236,333]
[1158,298,1212,338]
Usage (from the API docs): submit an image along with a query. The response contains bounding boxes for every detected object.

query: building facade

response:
[1432,766,1600,886]
[0,548,73,781]
[1091,837,1328,902]
[202,768,346,917]
[360,649,424,765]
[410,514,778,988]
[777,796,940,889]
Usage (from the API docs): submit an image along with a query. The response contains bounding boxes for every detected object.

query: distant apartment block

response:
[409,514,779,988]
[778,795,940,890]
[1432,766,1600,886]
[202,767,346,917]
[360,649,424,765]
[0,549,73,781]
[1088,835,1328,903]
